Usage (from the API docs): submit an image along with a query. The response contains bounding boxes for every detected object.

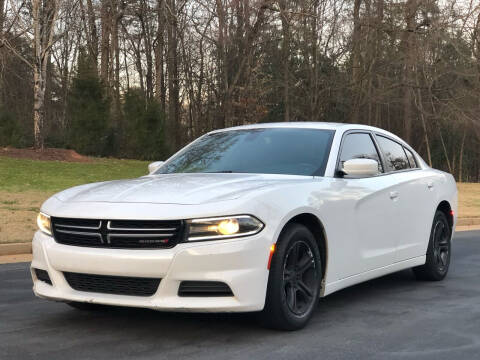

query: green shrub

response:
[0,108,23,147]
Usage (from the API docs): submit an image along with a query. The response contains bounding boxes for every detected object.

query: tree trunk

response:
[458,125,467,181]
[139,1,153,101]
[278,0,290,122]
[32,0,58,150]
[111,6,122,120]
[215,0,227,129]
[100,0,111,86]
[0,0,6,103]
[166,0,180,153]
[351,0,362,123]
[402,0,417,144]
[373,0,384,127]
[309,0,319,120]
[33,65,46,149]
[155,0,166,109]
[0,0,5,35]
[86,0,98,64]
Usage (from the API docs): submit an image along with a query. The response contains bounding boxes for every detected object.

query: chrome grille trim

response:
[106,221,177,232]
[55,223,102,230]
[51,217,184,249]
[107,233,175,238]
[56,229,103,238]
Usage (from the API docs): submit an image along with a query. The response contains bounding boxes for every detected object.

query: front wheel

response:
[260,223,322,330]
[413,210,452,281]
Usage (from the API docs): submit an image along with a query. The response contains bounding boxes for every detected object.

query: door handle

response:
[389,191,399,200]
[427,182,434,189]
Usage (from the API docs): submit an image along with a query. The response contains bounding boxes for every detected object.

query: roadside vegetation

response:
[0,155,148,193]
[0,155,148,244]
[1,155,479,244]
[1,1,479,183]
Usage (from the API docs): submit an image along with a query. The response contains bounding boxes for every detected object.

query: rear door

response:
[374,135,437,261]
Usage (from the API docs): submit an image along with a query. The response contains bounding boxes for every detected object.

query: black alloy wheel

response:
[261,223,322,330]
[413,210,451,281]
[283,240,317,316]
[432,218,450,272]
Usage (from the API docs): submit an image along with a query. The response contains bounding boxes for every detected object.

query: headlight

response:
[186,215,264,241]
[37,212,52,236]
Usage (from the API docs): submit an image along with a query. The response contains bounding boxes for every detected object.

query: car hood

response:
[53,173,311,205]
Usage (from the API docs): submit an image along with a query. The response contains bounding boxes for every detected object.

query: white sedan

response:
[32,122,457,330]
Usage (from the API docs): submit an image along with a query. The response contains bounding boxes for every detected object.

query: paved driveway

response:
[1,231,479,360]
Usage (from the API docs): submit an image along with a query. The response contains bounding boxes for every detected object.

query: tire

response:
[260,223,322,331]
[66,301,106,311]
[413,210,452,281]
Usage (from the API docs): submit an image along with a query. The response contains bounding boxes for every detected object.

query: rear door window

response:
[404,147,417,168]
[376,135,409,172]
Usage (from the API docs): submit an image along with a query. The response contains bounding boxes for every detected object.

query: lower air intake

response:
[34,268,52,285]
[64,272,161,297]
[178,281,233,297]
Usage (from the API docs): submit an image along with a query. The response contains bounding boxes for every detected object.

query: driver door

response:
[331,132,399,279]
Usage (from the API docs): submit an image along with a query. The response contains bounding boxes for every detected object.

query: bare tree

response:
[0,0,479,180]
[32,0,59,149]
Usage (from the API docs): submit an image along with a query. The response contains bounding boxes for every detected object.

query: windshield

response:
[156,128,335,176]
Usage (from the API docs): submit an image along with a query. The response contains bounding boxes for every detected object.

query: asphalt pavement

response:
[1,230,479,360]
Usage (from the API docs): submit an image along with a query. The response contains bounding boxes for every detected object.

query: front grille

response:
[178,281,234,297]
[64,272,161,297]
[51,217,184,249]
[34,268,52,285]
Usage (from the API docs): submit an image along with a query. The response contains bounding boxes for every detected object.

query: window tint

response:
[404,147,417,168]
[157,128,335,176]
[339,133,383,173]
[376,136,409,171]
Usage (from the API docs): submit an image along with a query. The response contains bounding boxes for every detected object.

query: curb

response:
[456,225,480,232]
[0,254,32,264]
[0,242,32,256]
[457,218,480,226]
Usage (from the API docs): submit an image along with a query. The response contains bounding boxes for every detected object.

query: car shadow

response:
[37,269,420,338]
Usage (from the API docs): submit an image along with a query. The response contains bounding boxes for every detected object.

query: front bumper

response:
[31,231,271,312]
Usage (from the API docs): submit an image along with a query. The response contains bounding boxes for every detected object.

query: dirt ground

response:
[457,183,480,220]
[0,147,91,162]
[0,191,52,243]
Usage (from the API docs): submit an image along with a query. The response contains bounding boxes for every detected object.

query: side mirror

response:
[148,161,165,174]
[342,159,379,177]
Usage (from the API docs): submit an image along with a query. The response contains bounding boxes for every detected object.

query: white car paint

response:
[31,122,458,312]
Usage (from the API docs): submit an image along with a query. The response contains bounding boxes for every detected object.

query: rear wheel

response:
[261,223,322,330]
[413,211,451,281]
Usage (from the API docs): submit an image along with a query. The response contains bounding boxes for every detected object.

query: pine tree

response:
[123,88,166,160]
[67,49,111,156]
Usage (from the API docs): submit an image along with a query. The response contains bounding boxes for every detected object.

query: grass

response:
[0,156,149,243]
[1,156,479,244]
[0,156,148,193]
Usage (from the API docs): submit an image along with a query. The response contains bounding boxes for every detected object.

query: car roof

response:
[210,122,402,141]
